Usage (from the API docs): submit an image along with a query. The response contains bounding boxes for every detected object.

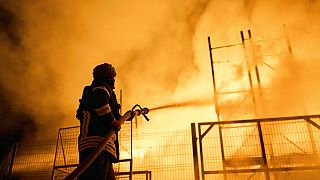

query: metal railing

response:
[51,125,152,180]
[192,114,320,180]
[51,123,194,179]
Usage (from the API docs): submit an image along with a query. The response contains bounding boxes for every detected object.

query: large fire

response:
[1,0,320,179]
[0,0,319,138]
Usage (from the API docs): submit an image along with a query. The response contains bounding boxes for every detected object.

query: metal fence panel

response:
[52,122,194,180]
[197,115,320,180]
[10,140,56,180]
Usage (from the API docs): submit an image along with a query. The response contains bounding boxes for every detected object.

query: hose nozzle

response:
[134,107,149,115]
[132,105,150,121]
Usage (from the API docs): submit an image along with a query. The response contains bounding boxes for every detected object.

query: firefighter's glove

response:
[111,120,121,132]
[76,108,83,120]
[126,110,135,121]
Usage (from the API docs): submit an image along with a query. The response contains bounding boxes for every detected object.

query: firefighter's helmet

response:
[93,63,116,79]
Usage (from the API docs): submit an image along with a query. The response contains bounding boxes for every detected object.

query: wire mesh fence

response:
[10,139,56,180]
[52,121,194,180]
[195,115,320,180]
[0,143,17,180]
[8,115,320,180]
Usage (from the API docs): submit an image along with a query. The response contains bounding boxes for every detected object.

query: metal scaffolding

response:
[207,27,296,120]
[197,27,320,180]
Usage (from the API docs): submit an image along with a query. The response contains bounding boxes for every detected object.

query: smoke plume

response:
[0,0,320,140]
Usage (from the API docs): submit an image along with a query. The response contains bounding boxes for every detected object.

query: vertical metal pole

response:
[191,123,200,180]
[257,121,270,180]
[208,36,226,179]
[248,30,263,108]
[208,36,221,120]
[198,124,205,180]
[59,132,67,166]
[51,130,61,180]
[283,24,293,57]
[129,158,133,180]
[120,89,123,115]
[8,141,19,180]
[305,117,318,158]
[241,31,257,116]
[249,29,275,177]
[117,89,123,175]
[130,118,133,180]
[119,89,133,179]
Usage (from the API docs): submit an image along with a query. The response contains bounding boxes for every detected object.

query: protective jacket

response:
[76,80,121,162]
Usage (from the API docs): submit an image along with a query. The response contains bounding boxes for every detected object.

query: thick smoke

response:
[1,1,320,179]
[0,1,83,141]
[0,0,320,140]
[191,0,320,120]
[0,0,211,140]
[0,2,38,142]
[251,0,320,117]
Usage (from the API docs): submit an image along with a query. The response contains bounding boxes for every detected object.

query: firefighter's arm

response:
[92,88,121,131]
[110,91,134,122]
[76,86,91,120]
[111,110,135,130]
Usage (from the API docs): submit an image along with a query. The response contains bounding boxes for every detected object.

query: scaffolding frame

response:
[208,27,294,121]
[203,28,317,180]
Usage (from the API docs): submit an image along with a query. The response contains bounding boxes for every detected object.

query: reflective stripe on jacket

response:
[77,83,120,161]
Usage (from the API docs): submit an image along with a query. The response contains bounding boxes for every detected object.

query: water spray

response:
[125,99,211,121]
[148,98,213,112]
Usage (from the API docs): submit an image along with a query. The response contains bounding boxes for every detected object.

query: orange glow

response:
[0,0,319,138]
[2,1,320,179]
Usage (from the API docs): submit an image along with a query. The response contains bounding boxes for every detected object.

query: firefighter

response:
[76,63,131,180]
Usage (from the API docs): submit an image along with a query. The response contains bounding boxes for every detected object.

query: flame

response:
[0,0,319,140]
[2,1,320,179]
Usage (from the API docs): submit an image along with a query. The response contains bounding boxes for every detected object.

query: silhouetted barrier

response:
[192,114,320,180]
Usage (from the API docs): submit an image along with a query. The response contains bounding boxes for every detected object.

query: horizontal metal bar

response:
[115,171,152,176]
[118,158,132,163]
[54,164,151,176]
[53,159,134,169]
[205,165,320,174]
[198,114,320,126]
[218,90,249,95]
[220,124,256,129]
[54,164,78,169]
[211,43,243,50]
[59,126,80,131]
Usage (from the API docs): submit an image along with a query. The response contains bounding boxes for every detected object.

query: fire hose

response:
[64,104,149,180]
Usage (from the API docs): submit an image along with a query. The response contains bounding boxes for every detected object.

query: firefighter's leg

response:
[99,153,115,180]
[78,148,96,179]
[78,148,106,180]
[105,162,115,180]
